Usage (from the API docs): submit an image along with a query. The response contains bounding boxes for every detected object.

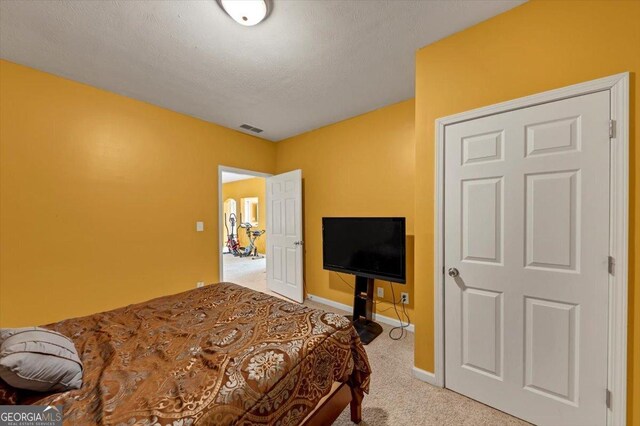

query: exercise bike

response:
[237,222,265,259]
[224,213,241,255]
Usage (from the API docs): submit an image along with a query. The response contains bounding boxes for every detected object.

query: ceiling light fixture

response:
[218,0,270,27]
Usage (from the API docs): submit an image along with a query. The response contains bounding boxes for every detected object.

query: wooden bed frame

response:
[301,382,363,425]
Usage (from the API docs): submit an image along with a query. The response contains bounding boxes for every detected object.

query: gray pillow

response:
[0,327,83,392]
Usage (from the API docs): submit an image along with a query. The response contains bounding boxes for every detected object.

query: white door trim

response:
[217,165,272,282]
[431,73,629,426]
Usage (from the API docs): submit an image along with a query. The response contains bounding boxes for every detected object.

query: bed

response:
[14,282,371,425]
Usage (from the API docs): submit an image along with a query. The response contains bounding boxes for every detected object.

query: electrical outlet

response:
[400,292,409,304]
[377,287,384,298]
[196,281,205,288]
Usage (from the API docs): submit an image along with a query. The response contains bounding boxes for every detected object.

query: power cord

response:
[333,272,394,313]
[388,281,411,340]
[334,271,354,290]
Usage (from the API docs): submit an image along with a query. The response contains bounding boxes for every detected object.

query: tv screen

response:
[322,217,406,283]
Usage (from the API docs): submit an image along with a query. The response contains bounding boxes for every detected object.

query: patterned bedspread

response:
[25,283,371,425]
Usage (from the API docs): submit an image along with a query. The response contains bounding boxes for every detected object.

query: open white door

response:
[266,169,303,302]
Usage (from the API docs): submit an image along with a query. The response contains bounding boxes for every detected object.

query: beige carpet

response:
[305,300,530,426]
[223,260,528,425]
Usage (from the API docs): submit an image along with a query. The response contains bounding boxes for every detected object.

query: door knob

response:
[448,268,459,278]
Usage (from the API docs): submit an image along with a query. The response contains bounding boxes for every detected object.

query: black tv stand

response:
[346,275,383,345]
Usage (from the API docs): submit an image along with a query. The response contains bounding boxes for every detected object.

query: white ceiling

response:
[0,0,524,141]
[221,171,259,184]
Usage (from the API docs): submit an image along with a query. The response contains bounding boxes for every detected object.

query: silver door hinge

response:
[609,120,616,138]
[608,256,615,275]
[606,389,612,409]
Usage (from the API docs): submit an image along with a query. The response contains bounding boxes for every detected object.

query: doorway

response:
[218,166,305,303]
[219,167,270,294]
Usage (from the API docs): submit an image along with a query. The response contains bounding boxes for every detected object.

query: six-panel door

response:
[444,91,610,426]
[266,169,304,302]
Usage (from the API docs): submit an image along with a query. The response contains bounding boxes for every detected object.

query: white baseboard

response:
[412,366,440,386]
[306,293,415,333]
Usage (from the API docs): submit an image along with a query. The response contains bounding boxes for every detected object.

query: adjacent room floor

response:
[222,254,284,298]
[222,260,528,425]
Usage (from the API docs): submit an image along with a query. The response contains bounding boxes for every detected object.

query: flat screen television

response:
[322,217,406,284]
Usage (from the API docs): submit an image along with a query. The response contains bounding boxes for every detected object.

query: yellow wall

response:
[221,177,267,254]
[0,60,277,326]
[276,99,415,321]
[413,0,640,421]
[2,1,639,418]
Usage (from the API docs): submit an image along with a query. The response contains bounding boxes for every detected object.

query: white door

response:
[444,91,610,425]
[266,169,304,302]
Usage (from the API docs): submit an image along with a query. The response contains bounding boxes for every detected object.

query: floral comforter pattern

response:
[25,283,371,425]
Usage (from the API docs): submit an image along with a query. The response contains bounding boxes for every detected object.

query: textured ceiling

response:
[0,0,524,141]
